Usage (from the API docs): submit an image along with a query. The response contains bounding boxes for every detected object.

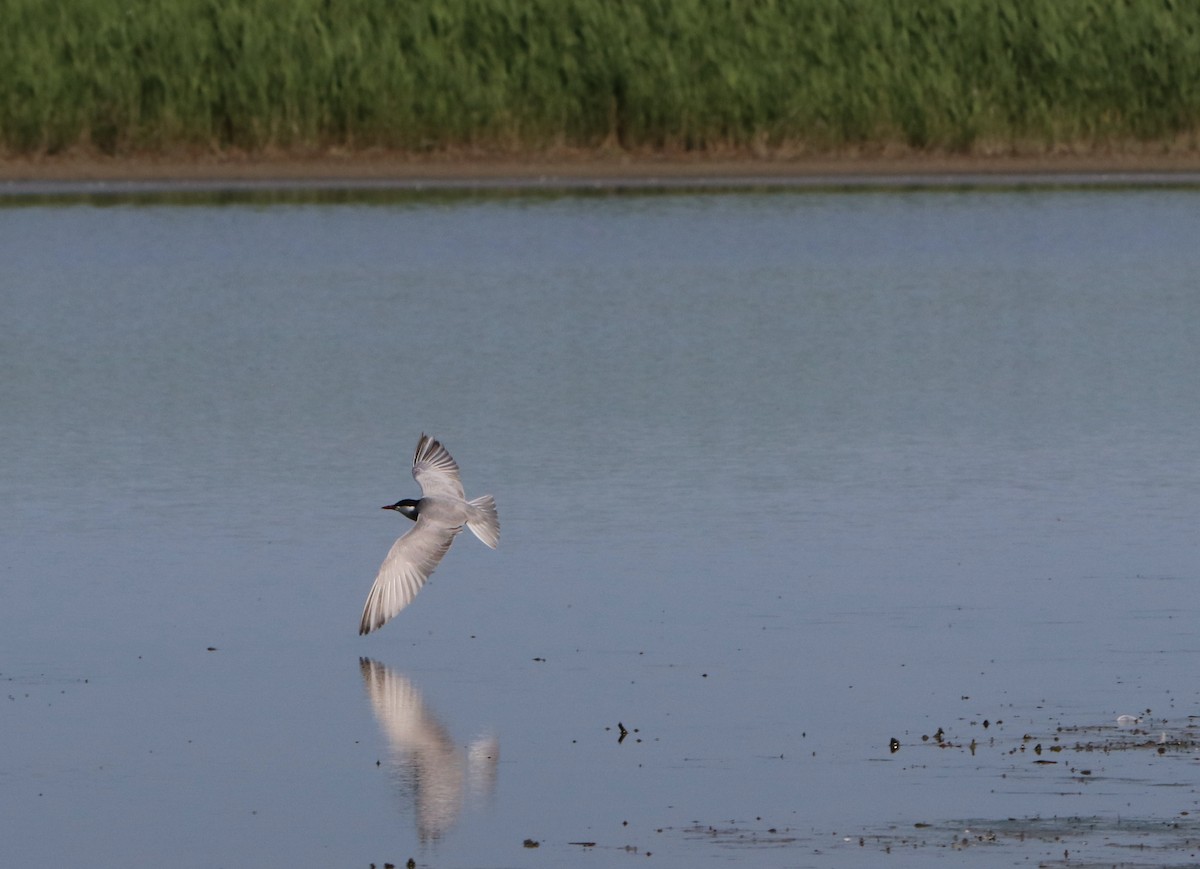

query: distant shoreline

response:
[10,2,1200,164]
[5,152,1200,196]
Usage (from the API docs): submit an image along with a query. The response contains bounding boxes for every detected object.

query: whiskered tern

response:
[360,434,498,635]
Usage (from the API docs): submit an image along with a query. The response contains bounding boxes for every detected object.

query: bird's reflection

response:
[359,658,499,843]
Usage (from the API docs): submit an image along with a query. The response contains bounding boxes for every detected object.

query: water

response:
[3,188,1199,868]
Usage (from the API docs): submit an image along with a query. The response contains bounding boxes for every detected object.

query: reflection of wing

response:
[467,734,500,799]
[359,658,499,843]
[359,658,460,841]
[412,434,465,499]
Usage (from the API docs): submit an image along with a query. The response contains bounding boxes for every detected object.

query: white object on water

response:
[359,658,499,840]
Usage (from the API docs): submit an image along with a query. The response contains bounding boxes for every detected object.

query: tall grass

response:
[1,0,1198,155]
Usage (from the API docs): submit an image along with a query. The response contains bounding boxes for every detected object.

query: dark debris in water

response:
[857,816,1200,867]
[682,823,801,848]
[845,714,1200,864]
[1051,720,1200,754]
[908,713,1200,756]
[666,815,1200,866]
[654,714,1200,865]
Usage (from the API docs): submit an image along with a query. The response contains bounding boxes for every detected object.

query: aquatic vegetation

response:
[2,0,1200,155]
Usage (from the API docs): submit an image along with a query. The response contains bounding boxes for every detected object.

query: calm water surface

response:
[3,189,1200,867]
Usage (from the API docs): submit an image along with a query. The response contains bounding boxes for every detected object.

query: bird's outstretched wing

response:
[360,518,461,634]
[412,434,465,499]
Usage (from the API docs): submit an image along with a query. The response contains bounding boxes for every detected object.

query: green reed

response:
[2,0,1198,155]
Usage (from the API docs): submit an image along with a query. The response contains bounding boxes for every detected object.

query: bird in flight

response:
[360,434,499,635]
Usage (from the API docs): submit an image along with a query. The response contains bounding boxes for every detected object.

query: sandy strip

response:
[4,151,1200,194]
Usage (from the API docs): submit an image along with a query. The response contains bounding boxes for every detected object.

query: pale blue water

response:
[3,189,1200,867]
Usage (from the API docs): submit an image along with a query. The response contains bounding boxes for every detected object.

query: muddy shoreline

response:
[4,151,1200,194]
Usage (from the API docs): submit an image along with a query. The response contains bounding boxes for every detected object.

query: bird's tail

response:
[466,494,499,548]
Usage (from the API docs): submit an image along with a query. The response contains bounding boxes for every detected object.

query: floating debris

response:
[851,814,1200,864]
[650,711,1200,867]
[911,716,1200,756]
[682,823,799,847]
